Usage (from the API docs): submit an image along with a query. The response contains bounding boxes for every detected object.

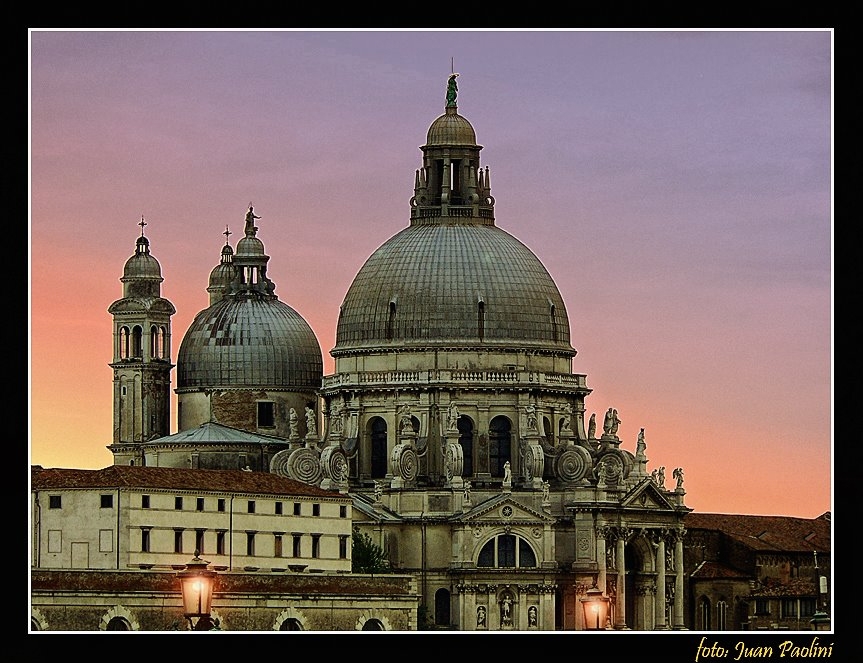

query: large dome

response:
[178,296,323,390]
[333,222,573,354]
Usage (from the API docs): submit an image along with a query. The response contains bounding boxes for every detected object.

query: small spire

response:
[139,215,147,237]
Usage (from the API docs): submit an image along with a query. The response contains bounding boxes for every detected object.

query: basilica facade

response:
[103,76,693,631]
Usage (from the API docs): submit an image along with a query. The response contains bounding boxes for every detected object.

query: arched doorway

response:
[488,416,511,478]
[435,587,451,627]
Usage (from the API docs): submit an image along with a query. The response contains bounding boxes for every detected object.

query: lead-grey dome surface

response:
[334,223,573,353]
[178,296,323,389]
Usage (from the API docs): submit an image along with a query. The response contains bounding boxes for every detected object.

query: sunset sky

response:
[29,29,832,518]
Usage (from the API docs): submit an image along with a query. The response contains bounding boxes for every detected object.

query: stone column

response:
[654,530,668,629]
[614,528,629,629]
[673,528,687,629]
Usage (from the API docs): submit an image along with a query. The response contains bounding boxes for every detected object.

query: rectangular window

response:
[257,401,275,428]
[274,533,283,558]
[780,599,798,618]
[340,505,347,518]
[799,598,816,618]
[141,528,151,553]
[218,498,226,512]
[246,532,256,556]
[141,494,150,509]
[216,531,226,555]
[339,535,348,559]
[196,497,205,512]
[99,529,113,552]
[248,500,256,514]
[48,530,61,553]
[292,534,302,557]
[275,501,283,515]
[312,504,320,517]
[311,534,321,558]
[196,529,205,554]
[754,599,770,615]
[100,494,113,508]
[174,529,184,554]
[49,495,62,509]
[175,496,183,510]
[293,502,301,516]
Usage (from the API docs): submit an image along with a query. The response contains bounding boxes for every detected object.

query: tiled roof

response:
[749,577,818,597]
[30,465,345,499]
[146,421,286,445]
[691,560,752,580]
[684,512,830,554]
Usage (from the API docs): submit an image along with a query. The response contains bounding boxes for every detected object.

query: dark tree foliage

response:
[351,531,391,574]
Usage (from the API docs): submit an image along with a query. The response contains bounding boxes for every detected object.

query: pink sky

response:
[29,29,832,518]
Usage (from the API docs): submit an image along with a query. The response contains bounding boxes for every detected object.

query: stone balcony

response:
[322,369,588,391]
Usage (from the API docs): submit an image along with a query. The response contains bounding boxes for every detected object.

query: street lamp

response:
[580,580,611,631]
[177,550,218,631]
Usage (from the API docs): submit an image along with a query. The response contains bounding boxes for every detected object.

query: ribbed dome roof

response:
[122,236,162,280]
[178,296,323,390]
[426,109,477,146]
[334,223,573,353]
[208,244,234,289]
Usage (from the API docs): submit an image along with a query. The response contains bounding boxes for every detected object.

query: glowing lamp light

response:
[176,551,218,630]
[580,582,610,631]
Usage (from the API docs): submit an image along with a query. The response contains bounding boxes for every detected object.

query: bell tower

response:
[107,218,176,465]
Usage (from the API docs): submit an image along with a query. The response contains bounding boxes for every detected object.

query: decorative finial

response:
[224,225,232,245]
[139,215,147,237]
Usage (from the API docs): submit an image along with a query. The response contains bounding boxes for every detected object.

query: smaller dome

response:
[122,236,162,281]
[426,108,477,146]
[237,236,265,256]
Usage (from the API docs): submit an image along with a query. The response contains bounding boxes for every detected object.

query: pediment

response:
[453,493,556,524]
[620,479,677,512]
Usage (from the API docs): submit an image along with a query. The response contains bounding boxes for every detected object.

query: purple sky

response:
[29,29,833,518]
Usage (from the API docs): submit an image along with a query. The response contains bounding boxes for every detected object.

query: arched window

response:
[477,533,537,568]
[370,418,388,478]
[131,325,143,359]
[435,588,451,626]
[362,618,385,631]
[119,326,130,359]
[488,416,511,478]
[150,325,160,359]
[698,596,711,630]
[280,618,303,631]
[716,599,728,631]
[477,300,485,341]
[543,416,553,446]
[458,416,474,477]
[106,617,132,631]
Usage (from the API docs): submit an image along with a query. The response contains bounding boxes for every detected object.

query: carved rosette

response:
[390,443,418,482]
[320,445,349,484]
[522,439,544,481]
[286,447,324,485]
[555,445,592,483]
[444,441,464,482]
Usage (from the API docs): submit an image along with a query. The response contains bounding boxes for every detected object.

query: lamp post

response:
[809,550,830,631]
[176,550,218,631]
[580,581,611,631]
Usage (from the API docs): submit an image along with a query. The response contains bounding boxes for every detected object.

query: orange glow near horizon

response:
[29,30,832,521]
